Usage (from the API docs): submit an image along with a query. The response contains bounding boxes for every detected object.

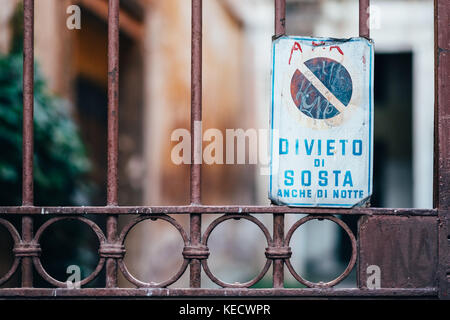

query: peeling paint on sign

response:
[269,36,374,207]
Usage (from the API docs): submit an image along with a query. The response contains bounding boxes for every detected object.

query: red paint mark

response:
[289,42,303,65]
[362,55,366,65]
[311,41,326,51]
[330,46,344,55]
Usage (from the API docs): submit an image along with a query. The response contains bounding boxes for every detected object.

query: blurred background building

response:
[0,0,434,288]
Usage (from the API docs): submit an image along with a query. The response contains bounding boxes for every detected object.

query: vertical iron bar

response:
[22,0,34,207]
[273,0,286,289]
[107,0,119,206]
[190,0,202,288]
[21,216,33,288]
[434,0,449,300]
[434,1,450,210]
[106,0,120,288]
[105,215,118,287]
[359,0,370,38]
[273,215,285,288]
[358,0,371,291]
[21,0,35,288]
[274,0,286,39]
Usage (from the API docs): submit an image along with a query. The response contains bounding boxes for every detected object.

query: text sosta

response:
[279,138,363,156]
[284,169,354,187]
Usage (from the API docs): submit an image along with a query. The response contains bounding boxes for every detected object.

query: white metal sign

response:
[269,36,374,207]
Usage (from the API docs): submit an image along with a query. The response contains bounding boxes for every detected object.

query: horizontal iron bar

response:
[0,288,438,299]
[0,206,437,216]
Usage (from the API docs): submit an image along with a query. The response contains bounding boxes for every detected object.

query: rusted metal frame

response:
[272,0,287,289]
[3,0,442,299]
[274,0,286,40]
[0,288,438,299]
[1,213,353,289]
[0,206,437,215]
[201,215,271,288]
[27,217,105,288]
[21,0,35,289]
[0,220,20,287]
[0,212,440,292]
[22,0,34,207]
[106,0,120,288]
[356,0,371,292]
[105,216,118,287]
[272,214,285,288]
[0,214,438,291]
[190,0,203,288]
[119,215,189,288]
[21,216,33,288]
[359,0,370,38]
[358,215,439,289]
[285,216,357,288]
[435,0,450,300]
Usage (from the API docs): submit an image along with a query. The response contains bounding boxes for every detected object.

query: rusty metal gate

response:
[0,0,448,299]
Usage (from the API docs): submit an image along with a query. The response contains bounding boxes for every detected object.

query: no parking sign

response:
[269,37,374,207]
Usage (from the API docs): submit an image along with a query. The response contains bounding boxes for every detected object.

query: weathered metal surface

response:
[21,0,35,289]
[0,220,21,287]
[269,36,374,207]
[190,0,202,206]
[106,0,120,289]
[22,0,34,207]
[118,215,190,288]
[435,0,450,300]
[285,215,357,288]
[272,0,287,290]
[105,215,118,288]
[358,216,438,289]
[0,209,440,296]
[273,213,285,288]
[107,0,119,207]
[0,288,438,299]
[274,0,286,39]
[0,213,355,290]
[32,217,106,287]
[445,215,450,297]
[435,0,450,210]
[201,215,273,288]
[0,205,437,215]
[190,0,203,289]
[359,0,370,38]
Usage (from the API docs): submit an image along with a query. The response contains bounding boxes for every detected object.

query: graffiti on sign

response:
[269,37,374,207]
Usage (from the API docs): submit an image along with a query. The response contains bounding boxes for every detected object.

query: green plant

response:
[0,54,91,206]
[0,52,91,206]
[0,4,99,289]
[0,2,91,206]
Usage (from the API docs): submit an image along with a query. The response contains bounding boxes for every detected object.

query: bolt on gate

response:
[0,0,448,299]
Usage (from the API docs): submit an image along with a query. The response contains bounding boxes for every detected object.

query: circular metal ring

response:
[117,215,190,288]
[201,214,273,288]
[0,219,21,286]
[33,217,106,288]
[285,215,357,288]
